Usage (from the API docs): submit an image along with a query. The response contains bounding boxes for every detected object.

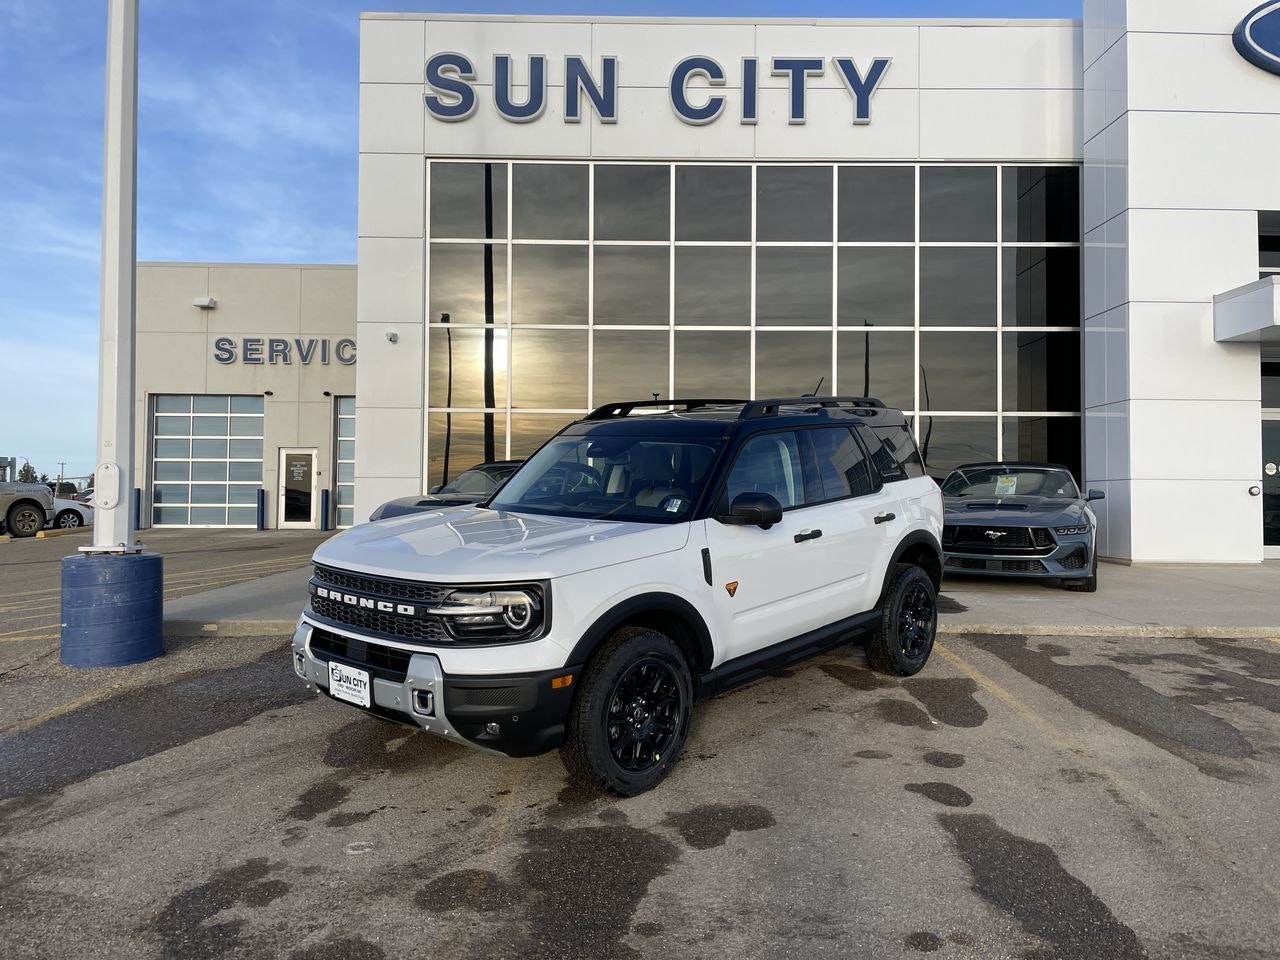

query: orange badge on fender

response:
[725,581,739,597]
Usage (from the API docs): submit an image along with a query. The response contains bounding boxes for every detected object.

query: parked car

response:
[0,482,54,538]
[939,462,1103,592]
[49,498,93,530]
[368,461,523,521]
[75,488,95,504]
[293,396,943,796]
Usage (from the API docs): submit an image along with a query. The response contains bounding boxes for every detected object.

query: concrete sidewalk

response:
[161,558,1280,640]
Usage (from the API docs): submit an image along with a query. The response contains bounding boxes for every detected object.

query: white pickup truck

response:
[0,483,55,538]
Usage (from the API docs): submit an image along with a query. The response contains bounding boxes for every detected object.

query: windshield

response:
[488,436,723,523]
[440,467,510,496]
[941,466,1079,499]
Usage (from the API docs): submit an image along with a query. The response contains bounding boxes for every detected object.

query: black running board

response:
[697,610,881,698]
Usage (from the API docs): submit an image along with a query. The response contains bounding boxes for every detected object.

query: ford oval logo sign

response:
[1234,2,1280,76]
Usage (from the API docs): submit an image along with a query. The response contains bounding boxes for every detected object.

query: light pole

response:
[60,0,163,668]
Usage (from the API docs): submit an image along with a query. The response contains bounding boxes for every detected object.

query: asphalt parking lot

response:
[2,618,1277,958]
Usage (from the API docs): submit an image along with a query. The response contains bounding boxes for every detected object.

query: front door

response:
[1264,414,1280,559]
[278,448,318,529]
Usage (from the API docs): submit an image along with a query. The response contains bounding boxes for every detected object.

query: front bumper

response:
[291,618,579,758]
[943,536,1093,579]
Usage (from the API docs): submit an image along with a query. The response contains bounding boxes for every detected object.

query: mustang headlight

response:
[435,587,544,640]
[1054,525,1090,536]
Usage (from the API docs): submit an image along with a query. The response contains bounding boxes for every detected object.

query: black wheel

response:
[560,627,693,797]
[1065,565,1098,592]
[54,510,82,529]
[5,502,44,538]
[866,564,937,676]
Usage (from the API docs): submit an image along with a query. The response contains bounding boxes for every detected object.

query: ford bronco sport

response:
[293,397,944,795]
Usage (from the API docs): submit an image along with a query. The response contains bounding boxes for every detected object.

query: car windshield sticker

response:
[665,497,685,513]
[994,475,1018,496]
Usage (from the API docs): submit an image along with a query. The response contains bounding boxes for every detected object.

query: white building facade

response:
[353,3,1280,562]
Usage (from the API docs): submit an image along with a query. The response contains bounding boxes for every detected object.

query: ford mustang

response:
[939,462,1103,592]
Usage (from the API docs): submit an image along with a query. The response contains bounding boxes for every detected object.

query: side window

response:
[806,427,876,501]
[858,426,907,483]
[870,424,926,479]
[725,431,806,509]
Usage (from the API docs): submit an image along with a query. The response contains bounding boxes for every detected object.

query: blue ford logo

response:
[1234,2,1280,76]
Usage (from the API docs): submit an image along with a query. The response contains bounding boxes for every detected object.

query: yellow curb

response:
[35,527,92,539]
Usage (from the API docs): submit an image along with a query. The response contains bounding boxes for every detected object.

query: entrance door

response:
[1265,414,1280,559]
[278,448,318,529]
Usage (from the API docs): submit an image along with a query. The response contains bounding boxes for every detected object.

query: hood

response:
[943,496,1089,526]
[315,505,690,581]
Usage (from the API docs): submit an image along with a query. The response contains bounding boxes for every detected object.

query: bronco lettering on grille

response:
[314,585,417,617]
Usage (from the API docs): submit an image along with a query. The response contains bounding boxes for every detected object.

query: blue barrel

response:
[60,552,164,668]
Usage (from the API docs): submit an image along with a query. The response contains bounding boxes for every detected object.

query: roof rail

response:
[583,398,747,421]
[739,396,887,420]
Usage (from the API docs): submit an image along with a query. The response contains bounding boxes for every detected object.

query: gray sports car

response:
[940,462,1104,592]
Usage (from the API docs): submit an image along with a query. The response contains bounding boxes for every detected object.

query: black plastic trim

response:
[879,530,945,602]
[697,610,882,698]
[565,592,716,676]
[701,547,713,586]
[442,666,583,757]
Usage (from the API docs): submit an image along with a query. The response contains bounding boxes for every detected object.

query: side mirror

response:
[429,485,443,494]
[1086,489,1106,502]
[719,492,784,530]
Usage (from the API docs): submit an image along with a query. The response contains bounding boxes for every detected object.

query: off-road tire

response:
[5,502,44,538]
[54,510,83,529]
[560,627,693,797]
[866,564,937,676]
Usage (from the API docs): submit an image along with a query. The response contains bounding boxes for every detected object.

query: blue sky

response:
[0,0,1081,478]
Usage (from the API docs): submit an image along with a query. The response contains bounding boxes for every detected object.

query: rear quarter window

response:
[865,424,926,480]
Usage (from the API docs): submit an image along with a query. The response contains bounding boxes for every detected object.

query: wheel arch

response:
[565,592,716,678]
[878,530,943,607]
[5,497,48,524]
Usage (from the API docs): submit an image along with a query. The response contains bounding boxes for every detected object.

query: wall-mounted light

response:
[263,390,273,397]
[322,390,332,397]
[385,330,399,343]
[193,296,217,310]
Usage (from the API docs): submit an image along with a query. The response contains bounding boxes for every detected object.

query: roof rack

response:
[583,398,747,420]
[739,396,886,420]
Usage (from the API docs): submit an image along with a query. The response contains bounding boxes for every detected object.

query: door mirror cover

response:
[429,485,443,494]
[720,492,784,530]
[1087,489,1106,501]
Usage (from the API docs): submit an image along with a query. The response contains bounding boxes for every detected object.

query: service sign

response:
[424,53,892,126]
[1234,2,1280,76]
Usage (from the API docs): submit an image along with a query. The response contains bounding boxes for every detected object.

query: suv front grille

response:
[310,593,452,643]
[945,525,1056,556]
[313,565,453,605]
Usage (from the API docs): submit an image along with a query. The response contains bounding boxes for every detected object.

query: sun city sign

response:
[424,54,893,126]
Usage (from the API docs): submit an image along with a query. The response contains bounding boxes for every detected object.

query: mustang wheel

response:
[866,564,937,676]
[560,627,692,796]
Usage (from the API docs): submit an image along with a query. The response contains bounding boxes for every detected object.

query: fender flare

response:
[564,591,716,673]
[877,529,944,606]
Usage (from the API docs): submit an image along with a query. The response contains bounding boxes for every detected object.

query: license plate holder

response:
[327,661,372,709]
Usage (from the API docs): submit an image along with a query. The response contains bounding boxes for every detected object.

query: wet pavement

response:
[1,630,1277,959]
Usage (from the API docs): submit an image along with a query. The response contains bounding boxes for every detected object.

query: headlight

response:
[434,587,544,641]
[1054,525,1090,536]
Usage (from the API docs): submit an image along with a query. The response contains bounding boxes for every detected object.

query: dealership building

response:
[133,2,1280,562]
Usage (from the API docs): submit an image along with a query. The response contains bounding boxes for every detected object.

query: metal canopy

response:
[1214,275,1280,346]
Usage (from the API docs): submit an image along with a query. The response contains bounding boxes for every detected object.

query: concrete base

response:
[61,552,165,667]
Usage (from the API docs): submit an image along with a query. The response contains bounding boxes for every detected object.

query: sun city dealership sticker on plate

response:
[1234,2,1280,76]
[424,54,893,126]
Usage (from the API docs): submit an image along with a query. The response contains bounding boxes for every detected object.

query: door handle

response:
[794,529,823,543]
[874,512,896,525]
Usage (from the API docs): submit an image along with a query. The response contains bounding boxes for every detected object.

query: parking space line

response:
[0,682,127,738]
[935,641,1280,904]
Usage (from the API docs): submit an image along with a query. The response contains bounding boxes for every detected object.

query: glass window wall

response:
[150,395,263,526]
[425,161,1081,477]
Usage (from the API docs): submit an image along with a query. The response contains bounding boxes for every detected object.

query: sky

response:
[0,0,1081,479]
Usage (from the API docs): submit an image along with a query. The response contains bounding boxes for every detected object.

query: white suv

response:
[293,397,944,795]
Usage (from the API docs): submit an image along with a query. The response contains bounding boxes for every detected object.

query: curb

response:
[163,617,1280,642]
[36,527,91,540]
[164,618,299,638]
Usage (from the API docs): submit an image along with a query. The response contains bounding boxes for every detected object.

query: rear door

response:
[798,426,906,620]
[702,430,834,664]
